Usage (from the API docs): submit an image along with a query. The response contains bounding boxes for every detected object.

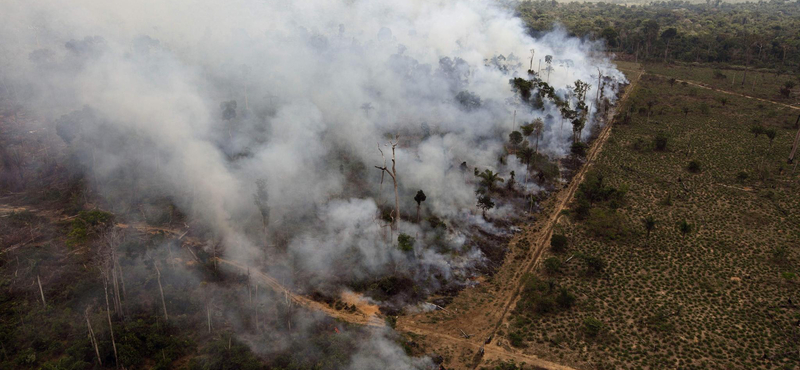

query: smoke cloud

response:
[1,0,624,365]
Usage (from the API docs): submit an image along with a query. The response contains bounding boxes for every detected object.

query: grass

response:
[510,71,800,369]
[645,63,800,107]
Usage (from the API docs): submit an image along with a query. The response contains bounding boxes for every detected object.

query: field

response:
[506,71,800,369]
[645,63,800,108]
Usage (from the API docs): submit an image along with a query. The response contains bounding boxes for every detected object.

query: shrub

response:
[397,233,415,252]
[556,288,576,309]
[736,171,749,182]
[571,142,588,157]
[67,209,115,246]
[550,234,568,253]
[653,132,668,151]
[543,257,562,274]
[583,317,605,337]
[582,255,606,275]
[699,102,710,114]
[508,331,525,347]
[687,160,702,173]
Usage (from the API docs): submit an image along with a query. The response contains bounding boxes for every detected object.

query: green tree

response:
[550,234,568,253]
[477,194,495,218]
[398,233,415,252]
[543,257,562,274]
[583,317,605,338]
[660,27,678,62]
[600,27,619,48]
[476,169,505,192]
[508,130,524,153]
[678,220,692,239]
[750,124,765,153]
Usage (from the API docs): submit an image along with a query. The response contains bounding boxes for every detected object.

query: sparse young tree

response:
[765,128,777,150]
[476,193,495,218]
[678,220,692,239]
[509,131,523,153]
[750,124,765,153]
[521,118,545,155]
[414,190,427,223]
[643,215,656,244]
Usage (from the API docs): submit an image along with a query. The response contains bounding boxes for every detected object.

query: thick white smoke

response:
[0,0,624,302]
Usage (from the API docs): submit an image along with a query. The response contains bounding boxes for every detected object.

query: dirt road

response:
[648,73,800,111]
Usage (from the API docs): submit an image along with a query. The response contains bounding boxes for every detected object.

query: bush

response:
[736,171,749,182]
[653,132,668,151]
[543,257,562,274]
[571,142,588,157]
[397,233,415,252]
[508,331,525,347]
[582,255,606,275]
[687,160,702,173]
[556,288,576,309]
[583,317,605,337]
[67,209,115,246]
[550,234,568,253]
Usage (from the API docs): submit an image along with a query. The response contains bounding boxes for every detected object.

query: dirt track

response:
[648,73,800,111]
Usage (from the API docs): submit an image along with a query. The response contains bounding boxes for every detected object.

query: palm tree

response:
[643,216,656,244]
[477,169,504,192]
[531,118,544,154]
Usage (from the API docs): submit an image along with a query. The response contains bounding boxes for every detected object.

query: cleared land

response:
[646,63,800,107]
[506,71,800,369]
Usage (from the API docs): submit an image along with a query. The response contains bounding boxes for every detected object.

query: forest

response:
[519,0,800,70]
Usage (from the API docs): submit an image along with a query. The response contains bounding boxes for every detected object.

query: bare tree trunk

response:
[85,309,102,366]
[103,275,119,368]
[36,275,45,308]
[116,261,127,308]
[111,264,122,316]
[206,302,212,334]
[375,137,400,231]
[155,263,168,321]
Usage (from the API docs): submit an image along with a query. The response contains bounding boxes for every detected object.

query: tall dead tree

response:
[788,115,800,167]
[101,270,119,368]
[375,136,400,231]
[154,262,169,321]
[103,229,124,318]
[254,179,270,252]
[84,307,102,366]
[36,274,46,308]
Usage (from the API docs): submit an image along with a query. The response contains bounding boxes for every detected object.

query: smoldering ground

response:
[0,0,624,367]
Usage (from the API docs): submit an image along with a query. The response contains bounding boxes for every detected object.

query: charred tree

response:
[375,136,400,231]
